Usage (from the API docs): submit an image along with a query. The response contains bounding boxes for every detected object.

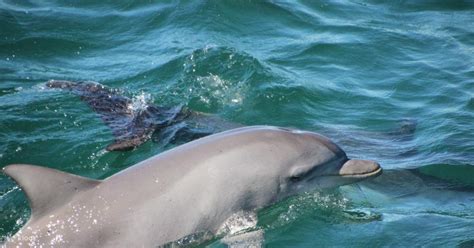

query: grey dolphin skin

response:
[2,126,381,247]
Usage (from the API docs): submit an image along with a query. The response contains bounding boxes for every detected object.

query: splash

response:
[128,91,152,114]
[263,192,374,229]
[277,192,350,224]
[194,73,245,107]
[217,211,258,236]
[167,46,269,111]
[165,231,214,247]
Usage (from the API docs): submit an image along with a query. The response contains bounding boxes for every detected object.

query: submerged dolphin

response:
[3,126,381,247]
[46,80,241,151]
[45,80,418,155]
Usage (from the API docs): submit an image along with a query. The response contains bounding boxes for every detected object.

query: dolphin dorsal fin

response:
[3,164,101,219]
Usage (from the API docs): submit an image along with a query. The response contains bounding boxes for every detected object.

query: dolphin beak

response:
[338,159,382,178]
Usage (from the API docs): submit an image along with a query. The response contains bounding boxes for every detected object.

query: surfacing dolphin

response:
[2,126,381,247]
[46,80,241,151]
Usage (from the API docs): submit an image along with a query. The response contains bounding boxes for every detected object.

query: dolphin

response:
[2,126,381,247]
[46,80,241,151]
[45,80,418,154]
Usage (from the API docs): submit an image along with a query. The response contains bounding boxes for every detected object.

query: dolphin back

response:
[46,80,182,151]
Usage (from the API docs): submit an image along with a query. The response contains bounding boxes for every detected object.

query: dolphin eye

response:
[289,175,302,182]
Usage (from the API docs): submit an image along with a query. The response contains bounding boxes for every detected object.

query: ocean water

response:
[0,0,473,247]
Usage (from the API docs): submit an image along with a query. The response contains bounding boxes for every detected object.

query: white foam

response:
[128,91,152,114]
[217,211,258,236]
[194,73,245,107]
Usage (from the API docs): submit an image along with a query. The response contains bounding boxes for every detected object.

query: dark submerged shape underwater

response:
[46,80,417,153]
[47,80,241,151]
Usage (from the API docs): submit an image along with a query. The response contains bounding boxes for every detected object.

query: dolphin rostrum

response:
[2,126,381,247]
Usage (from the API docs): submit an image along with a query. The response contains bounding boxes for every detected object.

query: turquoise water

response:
[1,1,473,246]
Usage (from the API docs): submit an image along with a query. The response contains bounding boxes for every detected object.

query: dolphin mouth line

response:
[317,166,383,179]
[338,166,383,178]
[305,166,382,183]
